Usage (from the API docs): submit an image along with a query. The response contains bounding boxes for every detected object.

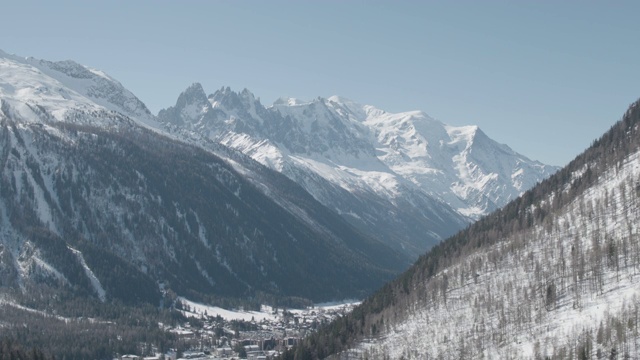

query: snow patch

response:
[68,247,106,302]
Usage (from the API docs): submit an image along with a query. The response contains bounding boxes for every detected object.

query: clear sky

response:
[1,0,639,167]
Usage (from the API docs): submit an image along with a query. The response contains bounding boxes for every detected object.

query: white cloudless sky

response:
[1,0,639,166]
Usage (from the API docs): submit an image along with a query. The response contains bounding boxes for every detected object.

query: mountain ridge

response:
[0,49,557,301]
[0,49,158,128]
[159,84,558,256]
[0,49,570,359]
[0,51,407,306]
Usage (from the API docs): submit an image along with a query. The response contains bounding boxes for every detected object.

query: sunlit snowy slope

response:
[0,49,158,127]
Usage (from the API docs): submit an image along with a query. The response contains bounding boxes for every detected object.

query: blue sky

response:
[1,1,639,166]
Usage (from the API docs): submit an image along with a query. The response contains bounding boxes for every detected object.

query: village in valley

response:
[119,298,359,360]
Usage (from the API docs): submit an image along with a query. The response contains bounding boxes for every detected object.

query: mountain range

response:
[0,50,555,310]
[158,83,557,257]
[0,50,411,305]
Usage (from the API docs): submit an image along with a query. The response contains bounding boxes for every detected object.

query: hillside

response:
[288,100,640,359]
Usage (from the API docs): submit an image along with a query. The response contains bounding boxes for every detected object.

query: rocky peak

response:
[178,82,208,105]
[158,83,215,126]
[209,86,261,113]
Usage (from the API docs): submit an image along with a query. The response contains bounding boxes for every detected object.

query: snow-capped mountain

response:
[295,99,640,359]
[0,50,406,305]
[275,94,557,217]
[0,49,158,128]
[0,49,557,307]
[159,84,558,256]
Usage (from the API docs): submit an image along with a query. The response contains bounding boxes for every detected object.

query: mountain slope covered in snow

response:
[159,85,557,257]
[0,49,158,127]
[0,50,406,307]
[289,100,640,359]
